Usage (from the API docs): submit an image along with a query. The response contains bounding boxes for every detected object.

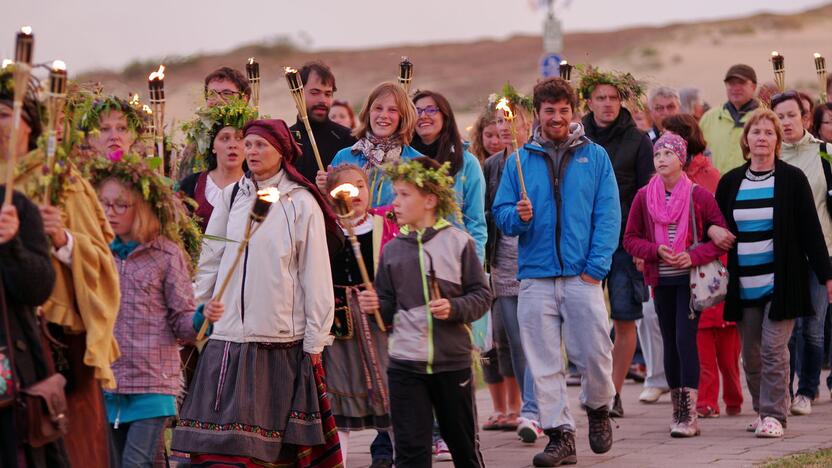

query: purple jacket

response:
[111,236,196,395]
[624,184,728,287]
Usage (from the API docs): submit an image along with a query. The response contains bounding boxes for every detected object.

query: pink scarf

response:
[646,173,693,254]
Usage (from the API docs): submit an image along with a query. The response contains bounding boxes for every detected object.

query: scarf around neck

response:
[352,132,403,169]
[724,99,759,128]
[646,173,693,254]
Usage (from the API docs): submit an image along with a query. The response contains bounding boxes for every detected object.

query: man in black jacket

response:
[289,61,357,183]
[582,79,655,418]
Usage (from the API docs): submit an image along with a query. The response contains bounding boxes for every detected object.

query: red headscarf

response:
[243,119,343,255]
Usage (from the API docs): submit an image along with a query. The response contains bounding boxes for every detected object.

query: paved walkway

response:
[345,370,832,467]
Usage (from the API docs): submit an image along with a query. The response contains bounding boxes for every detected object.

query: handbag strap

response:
[689,184,699,246]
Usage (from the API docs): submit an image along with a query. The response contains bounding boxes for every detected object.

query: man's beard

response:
[308,104,330,123]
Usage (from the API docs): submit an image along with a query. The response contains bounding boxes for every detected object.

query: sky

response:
[2,0,828,73]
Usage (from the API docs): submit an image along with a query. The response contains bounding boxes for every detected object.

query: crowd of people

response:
[2,48,832,468]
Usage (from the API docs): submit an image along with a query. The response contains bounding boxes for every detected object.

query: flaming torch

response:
[815,53,827,104]
[330,183,387,331]
[148,65,166,171]
[495,97,527,199]
[4,26,34,207]
[559,59,573,82]
[398,57,414,94]
[771,51,785,92]
[284,66,324,172]
[43,60,67,204]
[246,57,260,112]
[196,187,280,341]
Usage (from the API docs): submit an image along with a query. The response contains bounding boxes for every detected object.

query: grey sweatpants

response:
[517,276,615,431]
[737,302,795,425]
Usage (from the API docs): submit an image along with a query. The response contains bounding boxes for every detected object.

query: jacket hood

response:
[398,218,452,244]
[531,122,587,151]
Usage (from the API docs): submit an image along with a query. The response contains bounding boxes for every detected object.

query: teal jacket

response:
[452,150,487,261]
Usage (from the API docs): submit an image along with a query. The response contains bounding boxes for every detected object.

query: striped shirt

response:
[659,192,689,278]
[734,172,775,304]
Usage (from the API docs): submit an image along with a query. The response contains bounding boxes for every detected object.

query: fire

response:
[495,97,515,119]
[51,60,66,71]
[20,26,32,35]
[248,57,255,65]
[330,183,359,199]
[560,59,568,66]
[284,66,297,74]
[148,64,166,81]
[1,59,12,69]
[257,187,280,203]
[815,53,823,59]
[142,105,152,115]
[771,51,780,57]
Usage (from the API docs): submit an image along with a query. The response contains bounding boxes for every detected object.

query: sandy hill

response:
[79,3,832,130]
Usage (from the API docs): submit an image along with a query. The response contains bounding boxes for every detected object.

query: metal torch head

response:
[15,26,34,65]
[284,67,302,93]
[148,65,166,101]
[559,60,572,82]
[252,187,280,221]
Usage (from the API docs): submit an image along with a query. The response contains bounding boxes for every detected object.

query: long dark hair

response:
[812,103,832,141]
[207,125,248,172]
[412,90,463,176]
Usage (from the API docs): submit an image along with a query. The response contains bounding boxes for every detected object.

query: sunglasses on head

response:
[770,90,800,108]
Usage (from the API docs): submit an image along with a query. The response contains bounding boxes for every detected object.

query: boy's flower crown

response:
[576,64,646,107]
[384,159,460,221]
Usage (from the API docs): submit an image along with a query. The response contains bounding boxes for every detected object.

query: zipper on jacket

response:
[416,230,434,374]
[240,241,250,324]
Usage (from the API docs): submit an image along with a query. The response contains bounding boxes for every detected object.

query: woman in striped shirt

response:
[624,132,728,438]
[715,109,832,439]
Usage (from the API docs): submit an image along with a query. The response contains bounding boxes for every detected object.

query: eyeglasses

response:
[206,89,240,100]
[100,200,133,215]
[416,105,441,117]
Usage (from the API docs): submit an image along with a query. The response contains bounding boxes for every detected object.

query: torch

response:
[284,66,324,172]
[771,51,785,93]
[3,26,34,207]
[196,187,280,341]
[495,97,527,199]
[330,183,387,331]
[559,60,573,82]
[43,60,67,204]
[148,65,166,171]
[815,53,827,104]
[246,57,260,112]
[398,57,414,95]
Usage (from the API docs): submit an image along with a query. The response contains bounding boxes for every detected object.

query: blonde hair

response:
[102,178,161,244]
[352,82,417,145]
[740,109,783,160]
[469,109,498,164]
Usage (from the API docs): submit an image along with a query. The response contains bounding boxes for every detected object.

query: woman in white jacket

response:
[172,119,343,466]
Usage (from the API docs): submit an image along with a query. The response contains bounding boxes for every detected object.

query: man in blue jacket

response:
[493,77,620,467]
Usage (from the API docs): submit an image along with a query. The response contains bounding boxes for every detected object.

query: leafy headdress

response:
[384,158,460,222]
[181,97,257,171]
[576,65,646,109]
[75,92,144,136]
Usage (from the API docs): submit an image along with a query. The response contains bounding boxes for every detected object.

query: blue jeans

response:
[789,267,828,399]
[495,295,539,420]
[109,416,168,468]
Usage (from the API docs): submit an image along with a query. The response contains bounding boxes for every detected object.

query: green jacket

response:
[700,104,753,175]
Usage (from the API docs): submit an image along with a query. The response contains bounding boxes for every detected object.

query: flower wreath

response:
[87,152,202,269]
[576,65,646,107]
[384,159,460,221]
[181,97,258,171]
[75,93,144,135]
[488,82,534,115]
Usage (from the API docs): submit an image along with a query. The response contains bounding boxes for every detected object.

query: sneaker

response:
[639,387,668,404]
[697,406,720,418]
[433,438,452,462]
[517,417,544,444]
[369,459,393,468]
[790,394,812,416]
[755,416,784,438]
[532,428,577,467]
[586,405,613,454]
[746,416,761,432]
[608,393,623,418]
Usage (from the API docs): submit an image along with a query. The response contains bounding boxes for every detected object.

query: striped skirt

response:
[172,339,342,467]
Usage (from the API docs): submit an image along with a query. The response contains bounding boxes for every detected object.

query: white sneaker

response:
[433,438,452,462]
[639,387,669,404]
[746,416,761,432]
[790,394,812,416]
[755,416,784,438]
[516,417,544,444]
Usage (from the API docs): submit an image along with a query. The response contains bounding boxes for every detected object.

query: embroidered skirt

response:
[172,339,342,466]
[323,287,391,432]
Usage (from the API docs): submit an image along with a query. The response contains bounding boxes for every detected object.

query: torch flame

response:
[248,57,255,65]
[51,60,66,71]
[148,64,166,81]
[771,51,780,57]
[20,26,32,35]
[142,105,152,115]
[1,59,12,69]
[330,183,359,199]
[495,97,515,119]
[560,59,568,66]
[284,66,297,74]
[815,53,823,59]
[257,187,280,203]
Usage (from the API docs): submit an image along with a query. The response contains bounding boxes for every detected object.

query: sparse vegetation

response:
[760,448,832,467]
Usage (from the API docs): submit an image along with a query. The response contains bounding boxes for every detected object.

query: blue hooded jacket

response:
[492,125,621,281]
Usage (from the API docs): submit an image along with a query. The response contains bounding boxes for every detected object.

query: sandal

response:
[500,412,520,430]
[755,416,783,438]
[483,412,505,431]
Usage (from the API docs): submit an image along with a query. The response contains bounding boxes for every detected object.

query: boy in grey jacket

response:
[359,157,491,468]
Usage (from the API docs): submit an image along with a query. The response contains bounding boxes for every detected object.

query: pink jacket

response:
[624,184,728,287]
[111,236,197,394]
